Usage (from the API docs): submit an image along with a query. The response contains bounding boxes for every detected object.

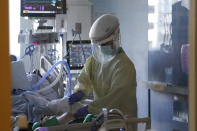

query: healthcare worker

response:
[69,14,137,119]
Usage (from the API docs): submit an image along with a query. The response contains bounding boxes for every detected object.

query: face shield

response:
[91,39,120,64]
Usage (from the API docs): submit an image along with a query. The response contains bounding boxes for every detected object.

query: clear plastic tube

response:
[31,60,72,97]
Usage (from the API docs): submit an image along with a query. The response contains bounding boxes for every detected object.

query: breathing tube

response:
[31,60,72,96]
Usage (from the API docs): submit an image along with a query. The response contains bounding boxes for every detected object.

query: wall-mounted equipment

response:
[66,40,92,70]
[30,32,59,44]
[21,0,66,17]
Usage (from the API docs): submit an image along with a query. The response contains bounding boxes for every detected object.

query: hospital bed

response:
[39,55,65,98]
[11,55,92,127]
[11,55,65,99]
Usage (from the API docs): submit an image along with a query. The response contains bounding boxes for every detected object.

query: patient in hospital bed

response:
[11,60,84,128]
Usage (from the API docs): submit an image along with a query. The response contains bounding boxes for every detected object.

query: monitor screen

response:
[21,0,66,17]
[66,40,92,70]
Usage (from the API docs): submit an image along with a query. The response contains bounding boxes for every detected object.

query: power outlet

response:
[75,23,81,34]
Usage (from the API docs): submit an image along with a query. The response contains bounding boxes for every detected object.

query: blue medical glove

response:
[68,91,84,105]
[74,105,89,119]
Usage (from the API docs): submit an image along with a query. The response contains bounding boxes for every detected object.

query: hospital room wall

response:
[19,0,92,72]
[90,0,149,118]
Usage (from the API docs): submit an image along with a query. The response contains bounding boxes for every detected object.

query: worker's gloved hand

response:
[74,105,89,119]
[68,91,84,105]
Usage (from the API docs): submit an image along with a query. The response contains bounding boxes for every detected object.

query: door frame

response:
[189,0,197,130]
[0,0,12,130]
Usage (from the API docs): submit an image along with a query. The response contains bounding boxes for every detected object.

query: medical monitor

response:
[66,40,92,70]
[21,0,66,17]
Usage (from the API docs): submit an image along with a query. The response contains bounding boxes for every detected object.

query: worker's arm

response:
[68,57,93,118]
[72,56,93,99]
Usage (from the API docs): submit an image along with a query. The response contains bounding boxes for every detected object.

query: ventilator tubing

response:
[31,61,72,96]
